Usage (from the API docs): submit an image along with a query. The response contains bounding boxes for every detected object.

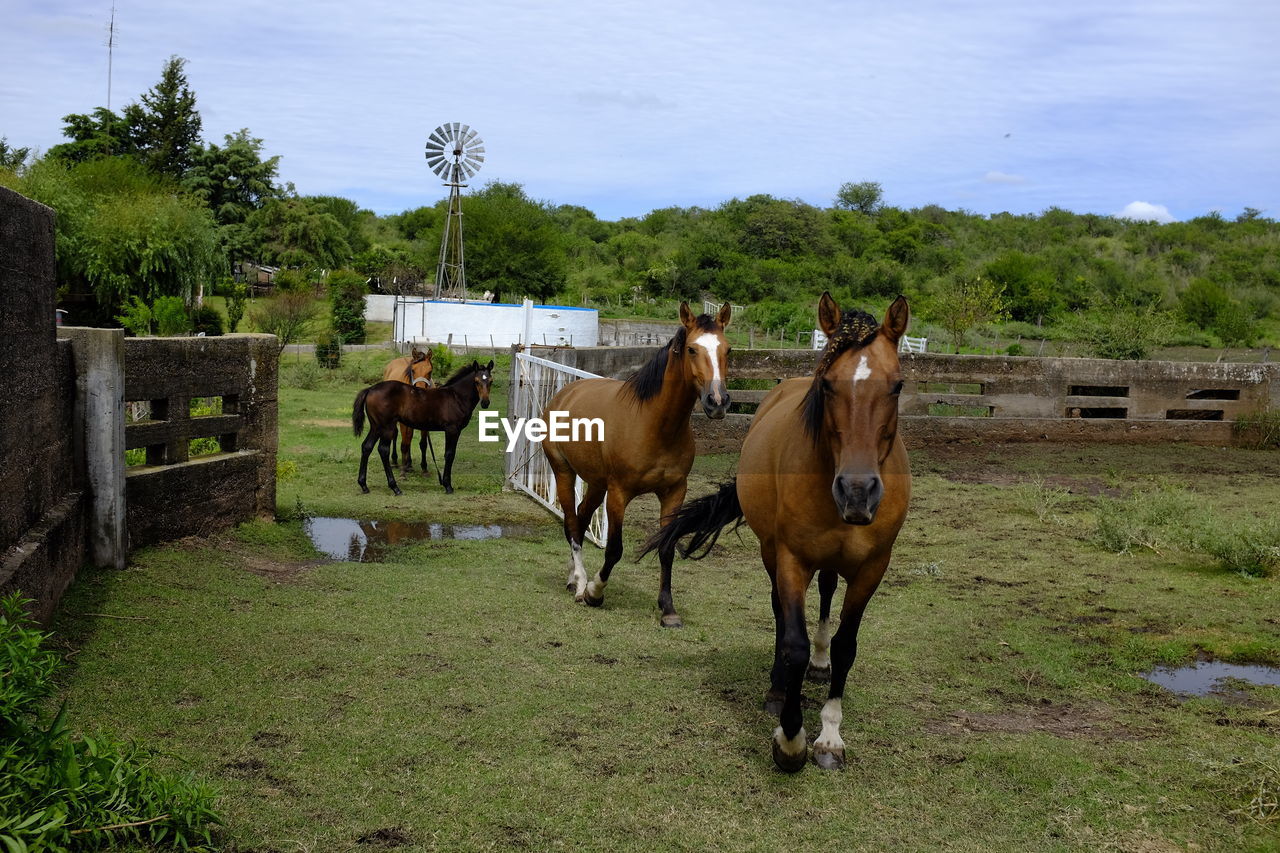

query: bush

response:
[1234,408,1280,449]
[273,268,310,293]
[327,269,368,344]
[116,296,152,336]
[315,331,343,369]
[189,304,224,336]
[224,282,248,332]
[250,292,319,352]
[153,295,191,336]
[1069,307,1177,360]
[430,343,455,378]
[0,593,221,850]
[1197,519,1280,578]
[1093,486,1200,554]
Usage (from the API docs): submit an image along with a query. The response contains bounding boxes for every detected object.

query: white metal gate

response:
[505,352,609,547]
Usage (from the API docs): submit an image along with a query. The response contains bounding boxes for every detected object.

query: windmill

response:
[425,123,485,299]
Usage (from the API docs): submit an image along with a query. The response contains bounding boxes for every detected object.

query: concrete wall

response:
[121,334,278,548]
[392,298,598,347]
[534,345,1280,452]
[365,294,396,323]
[0,187,87,622]
[597,319,681,346]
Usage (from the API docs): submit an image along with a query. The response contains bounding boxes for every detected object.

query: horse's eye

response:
[891,380,904,395]
[688,347,697,355]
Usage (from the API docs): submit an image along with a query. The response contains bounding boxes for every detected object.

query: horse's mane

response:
[801,309,879,444]
[442,362,480,386]
[622,313,718,403]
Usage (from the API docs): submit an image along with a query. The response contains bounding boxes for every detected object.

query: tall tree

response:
[183,128,282,261]
[132,56,202,179]
[834,181,884,215]
[0,137,32,171]
[457,181,567,303]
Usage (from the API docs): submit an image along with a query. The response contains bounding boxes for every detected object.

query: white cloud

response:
[983,171,1027,184]
[1115,201,1176,223]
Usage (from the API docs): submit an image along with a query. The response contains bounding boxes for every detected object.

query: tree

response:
[132,56,202,179]
[46,107,138,163]
[247,197,352,269]
[456,181,567,303]
[0,137,31,171]
[250,291,320,353]
[834,181,884,214]
[931,275,1009,352]
[184,129,282,226]
[327,269,368,344]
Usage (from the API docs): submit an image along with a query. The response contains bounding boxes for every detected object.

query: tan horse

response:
[644,293,911,771]
[544,302,732,628]
[383,347,434,474]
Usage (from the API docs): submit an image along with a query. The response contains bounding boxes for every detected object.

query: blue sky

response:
[3,0,1277,222]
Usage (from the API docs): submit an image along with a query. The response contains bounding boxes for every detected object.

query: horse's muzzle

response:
[832,473,882,525]
[480,399,490,409]
[701,382,730,420]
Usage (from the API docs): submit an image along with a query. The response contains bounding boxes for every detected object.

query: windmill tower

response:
[425,123,485,299]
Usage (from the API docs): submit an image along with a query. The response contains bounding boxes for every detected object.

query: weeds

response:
[1009,480,1071,524]
[1093,486,1200,554]
[0,594,221,851]
[1197,518,1280,578]
[1234,408,1280,449]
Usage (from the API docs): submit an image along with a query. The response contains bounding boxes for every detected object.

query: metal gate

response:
[505,351,609,547]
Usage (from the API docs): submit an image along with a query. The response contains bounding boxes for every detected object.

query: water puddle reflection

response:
[1141,661,1280,696]
[304,516,537,562]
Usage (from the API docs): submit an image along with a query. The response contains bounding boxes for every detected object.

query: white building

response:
[378,296,599,348]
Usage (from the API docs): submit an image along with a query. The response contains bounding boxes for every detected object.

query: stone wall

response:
[536,345,1279,452]
[0,186,86,621]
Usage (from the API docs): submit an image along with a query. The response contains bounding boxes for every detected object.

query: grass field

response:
[49,351,1279,851]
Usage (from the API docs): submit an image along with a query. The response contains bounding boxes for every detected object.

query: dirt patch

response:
[356,827,413,848]
[927,703,1145,740]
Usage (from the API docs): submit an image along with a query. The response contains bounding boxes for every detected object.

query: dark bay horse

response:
[382,347,434,475]
[352,360,493,495]
[644,293,911,770]
[544,301,732,628]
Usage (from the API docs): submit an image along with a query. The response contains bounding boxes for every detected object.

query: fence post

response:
[58,327,127,569]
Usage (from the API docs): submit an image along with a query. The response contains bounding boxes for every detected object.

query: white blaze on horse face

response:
[851,354,872,387]
[814,698,844,753]
[693,333,722,383]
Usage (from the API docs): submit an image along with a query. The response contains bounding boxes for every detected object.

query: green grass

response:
[47,363,1280,851]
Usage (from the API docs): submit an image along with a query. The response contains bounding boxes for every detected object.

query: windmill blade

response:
[451,121,461,137]
[462,162,476,179]
[429,128,448,147]
[426,155,447,170]
[424,146,445,160]
[459,123,471,140]
[462,128,479,147]
[467,145,485,156]
[464,159,483,174]
[467,153,485,164]
[432,163,450,178]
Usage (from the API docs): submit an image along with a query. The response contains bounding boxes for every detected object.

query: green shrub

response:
[225,282,248,332]
[281,359,322,389]
[273,268,309,292]
[115,296,152,336]
[189,304,224,336]
[0,593,221,850]
[315,332,343,369]
[327,269,368,344]
[430,343,455,378]
[1069,307,1177,360]
[1093,486,1200,554]
[1197,519,1280,578]
[1234,408,1280,449]
[153,296,191,336]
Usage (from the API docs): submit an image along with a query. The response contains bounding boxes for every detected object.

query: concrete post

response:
[57,327,127,568]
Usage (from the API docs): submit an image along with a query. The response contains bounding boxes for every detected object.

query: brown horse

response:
[543,302,732,628]
[644,293,911,771]
[383,347,434,475]
[352,360,493,495]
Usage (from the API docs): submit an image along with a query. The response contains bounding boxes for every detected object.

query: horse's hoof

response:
[391,487,403,496]
[772,738,807,773]
[763,695,784,717]
[811,745,845,771]
[806,664,832,683]
[659,613,683,629]
[444,487,454,495]
[359,485,369,494]
[582,592,604,607]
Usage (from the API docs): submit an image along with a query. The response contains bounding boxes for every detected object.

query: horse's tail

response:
[639,480,743,561]
[352,386,372,435]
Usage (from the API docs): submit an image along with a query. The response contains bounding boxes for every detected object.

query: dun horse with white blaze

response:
[645,293,911,771]
[544,302,732,628]
[382,347,434,475]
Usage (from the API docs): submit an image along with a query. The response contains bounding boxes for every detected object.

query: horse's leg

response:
[418,429,429,474]
[440,429,459,494]
[568,480,605,596]
[358,427,379,493]
[812,555,890,771]
[771,547,813,773]
[582,489,630,607]
[377,428,402,496]
[653,482,688,628]
[397,423,413,475]
[807,569,838,682]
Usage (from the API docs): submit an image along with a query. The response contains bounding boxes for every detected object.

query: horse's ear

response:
[423,348,433,362]
[882,295,910,343]
[485,360,494,370]
[678,301,696,329]
[717,301,732,328]
[410,346,425,362]
[817,291,842,337]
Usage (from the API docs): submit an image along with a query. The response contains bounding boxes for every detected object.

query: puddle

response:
[304,517,537,562]
[1141,661,1280,696]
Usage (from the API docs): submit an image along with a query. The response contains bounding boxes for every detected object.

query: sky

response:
[3,0,1278,223]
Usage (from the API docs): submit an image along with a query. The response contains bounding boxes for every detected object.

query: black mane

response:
[442,362,480,386]
[800,309,879,443]
[622,313,719,403]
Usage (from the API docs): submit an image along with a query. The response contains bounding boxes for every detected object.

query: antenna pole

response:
[106,3,117,112]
